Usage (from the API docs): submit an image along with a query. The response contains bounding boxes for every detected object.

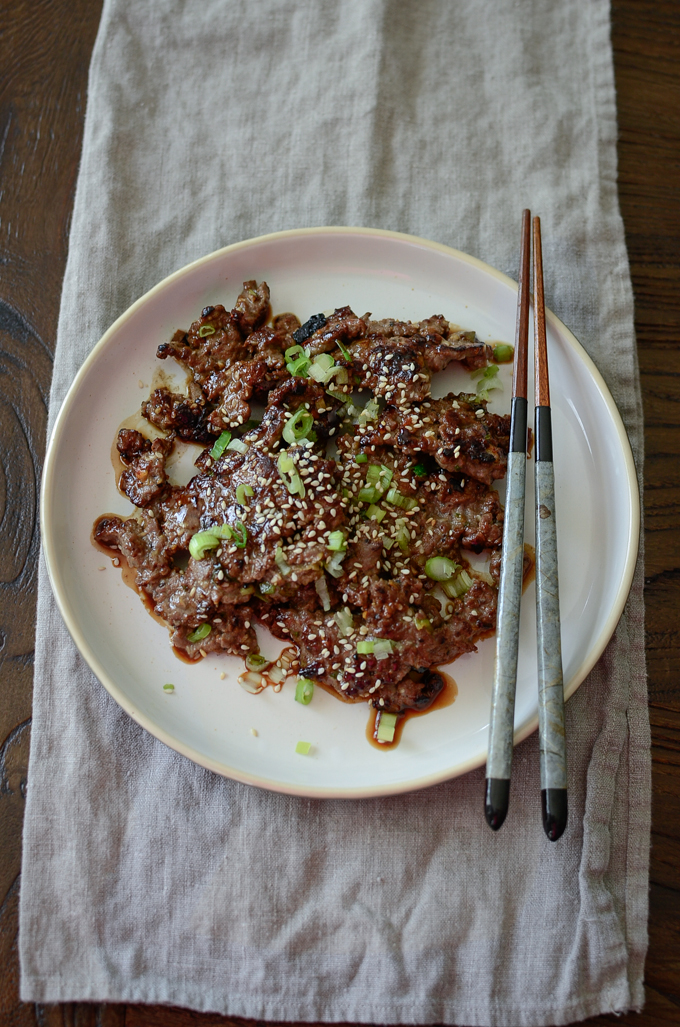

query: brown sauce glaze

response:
[91,525,170,632]
[366,670,458,751]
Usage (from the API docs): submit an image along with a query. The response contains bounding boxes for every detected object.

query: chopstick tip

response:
[484,778,510,831]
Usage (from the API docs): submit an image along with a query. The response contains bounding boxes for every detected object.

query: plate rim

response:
[41,225,641,798]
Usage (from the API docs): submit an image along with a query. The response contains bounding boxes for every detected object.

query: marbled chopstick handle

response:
[485,398,528,830]
[535,407,567,840]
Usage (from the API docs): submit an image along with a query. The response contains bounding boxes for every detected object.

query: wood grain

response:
[0,0,679,1024]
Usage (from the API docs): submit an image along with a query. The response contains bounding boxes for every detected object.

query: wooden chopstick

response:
[484,209,531,831]
[532,216,568,841]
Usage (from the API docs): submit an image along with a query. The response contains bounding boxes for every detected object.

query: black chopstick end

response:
[484,778,510,831]
[541,788,568,841]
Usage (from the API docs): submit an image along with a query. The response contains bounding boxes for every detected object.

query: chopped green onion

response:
[373,639,393,660]
[337,340,352,361]
[324,365,349,385]
[274,545,291,576]
[334,607,354,636]
[246,653,269,671]
[413,462,427,477]
[358,397,380,423]
[357,486,381,504]
[395,519,410,553]
[381,536,395,551]
[384,488,418,511]
[295,740,312,755]
[209,431,232,460]
[295,678,315,705]
[473,364,502,401]
[189,530,220,559]
[231,521,248,548]
[198,324,215,337]
[259,581,276,595]
[211,523,234,539]
[163,683,175,692]
[442,569,474,599]
[314,353,334,371]
[187,623,211,643]
[283,407,314,444]
[493,343,514,363]
[285,344,304,360]
[366,464,383,485]
[278,451,305,497]
[415,616,432,631]
[226,438,249,454]
[315,576,331,611]
[325,550,346,577]
[366,504,386,522]
[326,388,347,402]
[355,453,368,464]
[235,484,254,506]
[327,530,347,552]
[376,711,398,744]
[287,354,311,376]
[425,556,459,581]
[357,640,375,654]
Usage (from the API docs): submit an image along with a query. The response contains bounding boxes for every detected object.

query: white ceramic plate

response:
[42,228,639,798]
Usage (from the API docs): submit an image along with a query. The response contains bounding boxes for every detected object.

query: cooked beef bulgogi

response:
[95,282,510,714]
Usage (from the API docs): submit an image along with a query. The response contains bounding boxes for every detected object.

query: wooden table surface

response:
[1,1,678,1024]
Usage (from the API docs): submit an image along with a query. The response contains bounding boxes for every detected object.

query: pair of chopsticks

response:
[484,210,567,842]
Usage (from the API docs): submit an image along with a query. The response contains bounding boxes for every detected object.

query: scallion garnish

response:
[358,397,380,423]
[295,740,312,755]
[425,556,458,581]
[287,354,311,377]
[357,486,381,504]
[413,462,427,477]
[376,711,398,744]
[198,324,216,337]
[295,678,315,705]
[274,545,292,576]
[334,607,354,636]
[395,519,410,553]
[277,451,305,497]
[357,640,375,654]
[325,550,346,577]
[236,483,254,506]
[187,623,211,643]
[188,530,221,560]
[472,363,502,401]
[384,488,418,511]
[442,569,474,598]
[231,521,248,548]
[373,639,393,660]
[283,407,314,444]
[355,453,368,464]
[163,683,175,692]
[415,616,432,631]
[285,344,304,360]
[315,576,331,611]
[493,343,514,363]
[226,438,249,454]
[366,504,386,523]
[209,430,232,460]
[327,531,347,552]
[246,653,269,671]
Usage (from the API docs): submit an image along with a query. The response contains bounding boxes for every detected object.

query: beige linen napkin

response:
[20,1,649,1024]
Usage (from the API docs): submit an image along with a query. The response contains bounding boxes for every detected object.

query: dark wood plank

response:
[0,0,679,1025]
